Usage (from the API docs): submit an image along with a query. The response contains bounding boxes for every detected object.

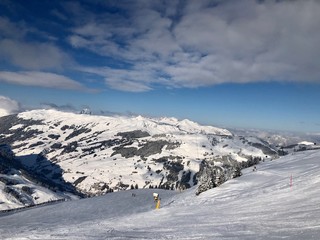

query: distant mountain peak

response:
[80,108,91,115]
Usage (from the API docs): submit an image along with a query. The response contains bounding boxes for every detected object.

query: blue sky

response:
[0,0,319,133]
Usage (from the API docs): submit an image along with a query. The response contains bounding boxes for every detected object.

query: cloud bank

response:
[1,0,320,92]
[0,17,71,71]
[70,0,320,91]
[0,95,20,117]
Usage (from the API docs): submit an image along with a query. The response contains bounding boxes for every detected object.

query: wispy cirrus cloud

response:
[0,16,26,39]
[0,14,93,91]
[0,39,71,70]
[0,71,88,91]
[0,17,72,71]
[68,0,320,92]
[80,66,154,92]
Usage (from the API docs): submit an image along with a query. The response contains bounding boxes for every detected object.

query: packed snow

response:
[1,149,320,239]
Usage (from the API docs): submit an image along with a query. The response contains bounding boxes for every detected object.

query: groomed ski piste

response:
[1,150,320,239]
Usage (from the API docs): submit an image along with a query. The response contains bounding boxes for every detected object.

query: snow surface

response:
[1,150,320,239]
[0,172,64,210]
[299,141,315,146]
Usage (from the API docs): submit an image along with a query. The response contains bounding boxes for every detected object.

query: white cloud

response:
[0,39,71,70]
[0,17,26,39]
[80,67,153,92]
[50,9,68,21]
[0,95,20,117]
[172,0,320,85]
[71,0,320,91]
[106,78,152,92]
[0,16,73,70]
[0,71,87,91]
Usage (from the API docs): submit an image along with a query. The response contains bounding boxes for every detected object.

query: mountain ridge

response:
[0,109,280,208]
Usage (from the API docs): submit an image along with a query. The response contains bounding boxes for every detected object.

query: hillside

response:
[0,109,278,202]
[0,149,319,239]
[0,144,77,210]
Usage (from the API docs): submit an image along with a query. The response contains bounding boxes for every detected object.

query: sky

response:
[0,0,319,133]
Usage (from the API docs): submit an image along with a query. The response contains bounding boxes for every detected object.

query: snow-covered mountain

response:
[231,127,320,148]
[0,144,74,210]
[0,109,279,207]
[1,149,320,239]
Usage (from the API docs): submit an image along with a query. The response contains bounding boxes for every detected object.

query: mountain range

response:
[0,109,318,210]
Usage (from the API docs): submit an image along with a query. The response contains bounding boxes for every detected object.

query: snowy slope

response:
[0,109,278,198]
[0,171,66,211]
[0,150,320,239]
[0,144,74,210]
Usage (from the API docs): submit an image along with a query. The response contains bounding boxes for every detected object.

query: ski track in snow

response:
[1,150,320,239]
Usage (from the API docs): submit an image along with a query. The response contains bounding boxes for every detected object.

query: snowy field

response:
[1,150,320,239]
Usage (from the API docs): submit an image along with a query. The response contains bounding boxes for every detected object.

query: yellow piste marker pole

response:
[155,199,161,209]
